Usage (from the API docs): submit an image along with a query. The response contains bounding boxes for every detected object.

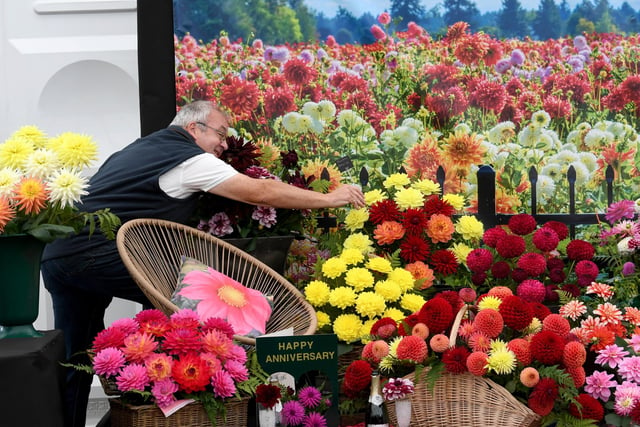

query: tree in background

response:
[594,0,617,33]
[289,0,319,41]
[443,0,481,30]
[613,1,640,33]
[566,0,596,35]
[533,0,563,39]
[498,0,530,38]
[391,0,426,28]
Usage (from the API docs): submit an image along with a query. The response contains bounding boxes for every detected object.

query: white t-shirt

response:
[159,153,238,199]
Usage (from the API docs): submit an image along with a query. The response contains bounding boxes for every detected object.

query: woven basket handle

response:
[448,304,468,348]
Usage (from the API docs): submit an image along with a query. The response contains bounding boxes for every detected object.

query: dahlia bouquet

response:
[342,286,599,425]
[85,308,266,423]
[193,134,316,239]
[465,213,600,302]
[303,173,484,344]
[559,281,640,425]
[0,125,120,242]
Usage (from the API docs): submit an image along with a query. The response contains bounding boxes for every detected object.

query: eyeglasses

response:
[196,122,227,139]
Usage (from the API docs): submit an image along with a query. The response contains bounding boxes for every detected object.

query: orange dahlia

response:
[466,351,489,376]
[373,221,405,245]
[520,367,540,387]
[13,177,48,215]
[301,159,342,191]
[396,335,428,363]
[171,353,211,394]
[403,134,443,180]
[472,309,504,339]
[562,341,586,369]
[426,213,455,243]
[441,130,486,170]
[0,197,15,232]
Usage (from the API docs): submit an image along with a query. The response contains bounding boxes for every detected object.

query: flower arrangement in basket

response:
[76,308,268,424]
[0,125,120,241]
[558,280,640,426]
[303,172,485,345]
[341,285,601,426]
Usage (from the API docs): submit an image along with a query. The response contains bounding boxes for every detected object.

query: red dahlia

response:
[508,213,537,235]
[516,279,546,303]
[399,314,420,336]
[528,378,558,416]
[436,290,464,314]
[342,360,372,398]
[417,297,454,334]
[92,327,127,352]
[507,338,532,365]
[499,295,534,330]
[283,57,317,86]
[490,261,511,279]
[430,249,459,275]
[172,353,211,393]
[482,226,507,248]
[568,394,604,421]
[402,208,429,236]
[369,199,401,225]
[399,235,430,263]
[495,234,526,258]
[543,221,569,240]
[529,302,551,321]
[422,195,455,218]
[442,346,471,374]
[162,328,203,355]
[263,87,296,119]
[532,227,559,252]
[575,260,599,281]
[529,330,564,365]
[566,239,595,261]
[516,252,547,277]
[370,317,398,339]
[466,248,494,273]
[510,267,529,283]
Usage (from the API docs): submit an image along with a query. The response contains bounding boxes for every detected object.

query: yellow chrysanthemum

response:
[333,314,363,344]
[13,177,48,215]
[394,187,424,210]
[24,149,60,179]
[0,137,34,170]
[343,232,374,254]
[451,242,473,265]
[383,307,406,322]
[321,257,347,279]
[340,248,364,265]
[0,197,16,232]
[523,317,542,335]
[11,125,47,148]
[51,132,98,169]
[345,267,375,291]
[489,339,508,353]
[344,208,369,231]
[477,296,502,311]
[328,287,357,309]
[316,311,331,329]
[486,348,516,375]
[304,280,331,307]
[443,193,465,211]
[367,257,392,274]
[411,178,440,196]
[46,169,89,208]
[400,293,425,313]
[0,168,21,198]
[375,280,402,302]
[455,215,484,241]
[388,268,414,292]
[383,173,410,190]
[364,189,385,205]
[355,292,386,319]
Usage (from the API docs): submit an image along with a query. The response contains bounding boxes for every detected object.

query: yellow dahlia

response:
[455,215,484,241]
[388,268,414,292]
[411,178,441,195]
[50,132,98,169]
[316,311,331,329]
[477,296,502,311]
[375,280,402,302]
[11,125,48,148]
[383,173,410,190]
[383,307,406,322]
[340,248,364,265]
[321,257,347,279]
[400,293,425,313]
[394,187,424,210]
[443,193,465,211]
[367,257,393,274]
[486,348,516,375]
[364,189,385,205]
[345,267,375,291]
[0,137,33,169]
[328,287,357,309]
[355,292,386,318]
[343,232,374,254]
[344,207,369,231]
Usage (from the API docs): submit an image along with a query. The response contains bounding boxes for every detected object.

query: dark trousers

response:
[41,242,150,427]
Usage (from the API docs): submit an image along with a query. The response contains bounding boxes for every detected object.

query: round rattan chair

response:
[116,218,317,345]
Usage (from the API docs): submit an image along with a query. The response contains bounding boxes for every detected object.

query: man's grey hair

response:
[169,100,227,127]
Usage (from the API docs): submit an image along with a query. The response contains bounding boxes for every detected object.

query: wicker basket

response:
[385,305,541,427]
[109,396,249,427]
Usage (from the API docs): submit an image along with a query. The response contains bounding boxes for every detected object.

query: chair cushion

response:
[171,256,272,336]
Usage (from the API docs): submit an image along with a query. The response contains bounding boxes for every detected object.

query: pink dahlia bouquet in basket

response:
[84,308,267,423]
[342,286,603,426]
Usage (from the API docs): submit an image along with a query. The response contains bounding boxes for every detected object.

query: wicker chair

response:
[116,218,317,345]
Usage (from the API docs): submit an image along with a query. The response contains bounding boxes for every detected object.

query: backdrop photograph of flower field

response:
[165,1,640,425]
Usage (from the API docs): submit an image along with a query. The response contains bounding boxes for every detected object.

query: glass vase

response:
[395,397,412,427]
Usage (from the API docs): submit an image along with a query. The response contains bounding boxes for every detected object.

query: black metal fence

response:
[316,164,617,239]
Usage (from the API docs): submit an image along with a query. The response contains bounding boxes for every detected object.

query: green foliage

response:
[541,412,598,427]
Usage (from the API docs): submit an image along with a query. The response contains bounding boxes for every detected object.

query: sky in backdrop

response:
[304,0,640,17]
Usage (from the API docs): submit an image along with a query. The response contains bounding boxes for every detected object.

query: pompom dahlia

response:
[417,297,454,333]
[530,330,565,365]
[499,295,534,330]
[508,213,537,235]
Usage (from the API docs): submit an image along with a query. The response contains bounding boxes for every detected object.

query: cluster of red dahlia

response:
[466,213,598,302]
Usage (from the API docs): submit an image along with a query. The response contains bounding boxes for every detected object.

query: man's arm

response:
[209,173,365,209]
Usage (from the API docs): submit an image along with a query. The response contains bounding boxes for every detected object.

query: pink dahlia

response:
[116,363,150,392]
[211,369,236,398]
[605,199,637,224]
[93,348,126,377]
[517,279,546,303]
[466,248,494,272]
[482,226,507,247]
[516,253,547,277]
[532,227,559,251]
